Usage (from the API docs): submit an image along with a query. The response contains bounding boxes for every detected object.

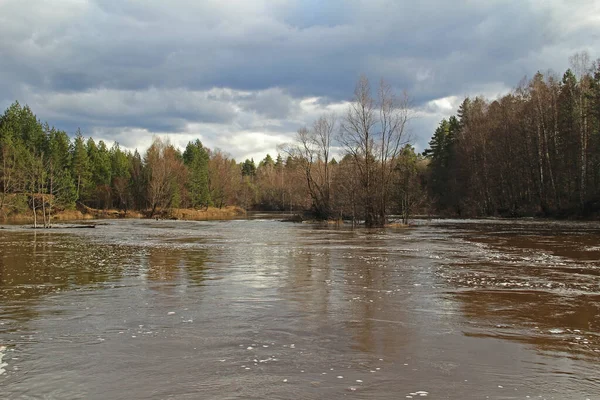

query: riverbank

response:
[0,205,246,224]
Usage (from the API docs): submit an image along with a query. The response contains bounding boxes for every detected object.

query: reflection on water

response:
[0,219,599,399]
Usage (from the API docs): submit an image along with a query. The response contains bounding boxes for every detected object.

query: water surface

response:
[0,218,599,399]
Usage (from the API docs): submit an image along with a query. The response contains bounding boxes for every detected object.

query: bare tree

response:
[145,137,186,217]
[313,114,336,207]
[332,155,362,226]
[377,80,411,224]
[281,114,337,219]
[208,149,239,209]
[339,75,410,227]
[569,51,592,209]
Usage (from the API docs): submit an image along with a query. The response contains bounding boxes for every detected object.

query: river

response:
[0,217,599,399]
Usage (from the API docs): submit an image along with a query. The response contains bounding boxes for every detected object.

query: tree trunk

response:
[32,192,37,229]
[580,93,587,209]
[536,121,546,212]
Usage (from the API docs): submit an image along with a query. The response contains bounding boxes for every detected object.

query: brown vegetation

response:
[157,206,246,221]
[0,205,245,224]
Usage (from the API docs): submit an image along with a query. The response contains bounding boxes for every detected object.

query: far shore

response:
[0,205,247,225]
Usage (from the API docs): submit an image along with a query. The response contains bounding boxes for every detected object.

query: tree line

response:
[0,76,421,227]
[4,53,596,227]
[0,101,270,225]
[425,52,600,217]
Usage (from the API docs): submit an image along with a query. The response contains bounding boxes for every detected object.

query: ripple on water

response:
[1,219,600,399]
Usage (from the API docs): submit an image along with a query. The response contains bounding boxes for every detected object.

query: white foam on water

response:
[0,346,7,375]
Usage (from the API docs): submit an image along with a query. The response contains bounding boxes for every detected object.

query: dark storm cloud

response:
[0,0,598,159]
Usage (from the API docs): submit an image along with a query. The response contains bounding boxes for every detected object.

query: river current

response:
[0,217,598,399]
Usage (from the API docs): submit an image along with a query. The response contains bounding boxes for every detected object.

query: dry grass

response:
[51,210,94,221]
[1,205,243,224]
[0,208,144,224]
[167,206,246,221]
[0,210,91,224]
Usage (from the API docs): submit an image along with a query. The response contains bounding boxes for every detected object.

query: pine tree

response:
[183,139,211,208]
[70,130,91,202]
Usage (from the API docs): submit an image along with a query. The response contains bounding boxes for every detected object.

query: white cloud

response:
[0,0,599,160]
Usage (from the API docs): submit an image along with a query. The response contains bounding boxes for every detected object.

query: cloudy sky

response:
[1,0,599,162]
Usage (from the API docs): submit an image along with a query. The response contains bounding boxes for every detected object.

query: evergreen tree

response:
[183,139,211,208]
[110,143,132,210]
[259,154,274,168]
[71,130,91,202]
[241,158,257,177]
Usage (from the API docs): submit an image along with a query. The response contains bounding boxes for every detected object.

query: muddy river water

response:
[0,217,599,399]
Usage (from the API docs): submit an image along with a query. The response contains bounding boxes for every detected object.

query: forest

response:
[426,52,600,218]
[1,53,599,227]
[0,76,416,228]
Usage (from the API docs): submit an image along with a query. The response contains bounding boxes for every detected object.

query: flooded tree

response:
[339,76,411,227]
[394,145,426,224]
[281,114,337,219]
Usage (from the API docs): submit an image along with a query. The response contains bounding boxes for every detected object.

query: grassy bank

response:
[0,205,246,224]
